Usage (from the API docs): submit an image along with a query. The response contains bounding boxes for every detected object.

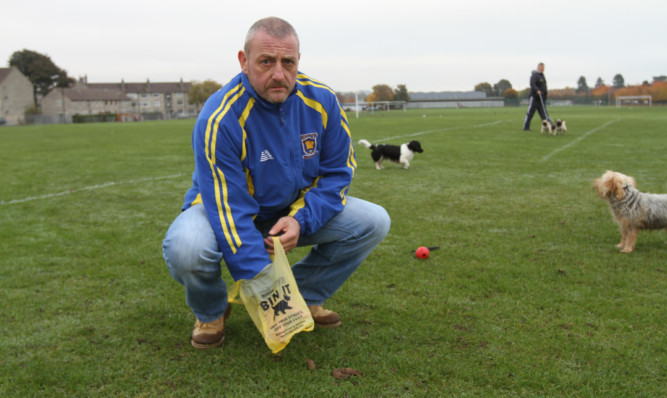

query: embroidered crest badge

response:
[300,133,318,159]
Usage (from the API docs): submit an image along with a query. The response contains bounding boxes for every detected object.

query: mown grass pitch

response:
[1,106,665,396]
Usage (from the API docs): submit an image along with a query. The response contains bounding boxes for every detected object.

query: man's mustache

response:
[268,81,289,90]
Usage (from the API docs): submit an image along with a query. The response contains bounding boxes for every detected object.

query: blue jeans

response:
[162,197,390,322]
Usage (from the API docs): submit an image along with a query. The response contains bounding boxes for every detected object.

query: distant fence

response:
[25,114,72,124]
[519,99,574,107]
[23,112,171,125]
[72,113,117,123]
[407,99,504,109]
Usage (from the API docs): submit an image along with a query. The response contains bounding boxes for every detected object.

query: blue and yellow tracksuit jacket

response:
[182,71,356,281]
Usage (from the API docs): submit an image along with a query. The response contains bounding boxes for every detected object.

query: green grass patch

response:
[1,107,665,396]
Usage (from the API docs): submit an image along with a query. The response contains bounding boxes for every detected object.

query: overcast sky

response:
[3,0,666,93]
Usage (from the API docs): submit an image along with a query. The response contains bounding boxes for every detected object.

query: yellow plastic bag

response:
[228,237,314,353]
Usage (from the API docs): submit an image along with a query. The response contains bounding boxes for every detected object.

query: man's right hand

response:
[264,216,301,254]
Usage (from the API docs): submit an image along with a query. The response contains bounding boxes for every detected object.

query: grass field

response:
[1,106,665,396]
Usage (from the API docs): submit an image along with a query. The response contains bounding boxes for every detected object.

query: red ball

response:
[415,246,430,259]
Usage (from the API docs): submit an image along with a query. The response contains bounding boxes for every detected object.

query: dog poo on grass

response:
[306,358,316,370]
[332,368,361,380]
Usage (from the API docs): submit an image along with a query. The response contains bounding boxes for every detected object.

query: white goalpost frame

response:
[616,95,652,107]
[354,94,407,118]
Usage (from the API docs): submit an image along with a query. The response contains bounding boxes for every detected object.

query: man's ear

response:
[238,50,248,74]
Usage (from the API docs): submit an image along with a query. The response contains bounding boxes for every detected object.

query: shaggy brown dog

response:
[593,170,667,253]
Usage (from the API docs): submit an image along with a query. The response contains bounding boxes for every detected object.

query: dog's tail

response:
[358,139,375,149]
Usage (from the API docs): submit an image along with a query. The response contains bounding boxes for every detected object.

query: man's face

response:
[538,64,545,73]
[238,30,300,104]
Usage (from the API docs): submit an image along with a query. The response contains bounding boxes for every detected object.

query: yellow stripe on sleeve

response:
[297,74,355,175]
[297,73,349,125]
[190,193,203,207]
[238,98,256,198]
[238,98,255,162]
[288,177,320,217]
[245,169,255,197]
[296,90,327,129]
[347,142,357,175]
[203,84,245,253]
[340,186,348,206]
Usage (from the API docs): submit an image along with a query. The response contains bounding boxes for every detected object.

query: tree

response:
[615,80,667,104]
[474,82,494,97]
[649,81,667,103]
[518,87,531,100]
[369,84,393,102]
[550,87,576,100]
[336,92,358,108]
[493,79,512,97]
[613,74,625,89]
[595,77,605,88]
[9,49,74,108]
[365,92,378,103]
[591,84,609,103]
[503,88,518,99]
[576,76,589,93]
[393,84,410,102]
[503,88,519,106]
[653,75,666,83]
[188,79,222,112]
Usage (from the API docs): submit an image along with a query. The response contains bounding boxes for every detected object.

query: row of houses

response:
[0,67,197,125]
[2,66,504,126]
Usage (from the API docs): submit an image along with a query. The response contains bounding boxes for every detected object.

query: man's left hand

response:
[265,216,300,254]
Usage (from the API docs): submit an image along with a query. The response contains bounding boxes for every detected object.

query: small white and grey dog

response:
[593,170,667,253]
[358,139,423,170]
[541,120,552,134]
[554,119,567,135]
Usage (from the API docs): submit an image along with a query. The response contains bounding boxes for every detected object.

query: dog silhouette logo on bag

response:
[260,283,293,319]
[271,295,292,319]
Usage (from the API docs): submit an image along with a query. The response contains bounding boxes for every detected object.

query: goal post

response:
[362,101,407,111]
[616,95,652,107]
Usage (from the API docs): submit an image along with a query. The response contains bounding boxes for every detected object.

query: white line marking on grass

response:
[540,119,620,162]
[379,120,509,142]
[1,173,186,206]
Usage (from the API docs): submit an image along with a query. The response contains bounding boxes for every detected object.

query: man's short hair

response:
[244,17,300,55]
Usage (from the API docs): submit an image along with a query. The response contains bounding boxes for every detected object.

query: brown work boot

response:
[308,305,341,328]
[191,305,231,349]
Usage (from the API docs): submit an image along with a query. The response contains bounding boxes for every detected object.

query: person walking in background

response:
[523,62,553,131]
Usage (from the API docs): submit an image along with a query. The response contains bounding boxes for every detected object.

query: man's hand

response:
[536,90,542,95]
[264,216,300,254]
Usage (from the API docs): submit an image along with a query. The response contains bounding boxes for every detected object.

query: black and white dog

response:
[358,139,423,170]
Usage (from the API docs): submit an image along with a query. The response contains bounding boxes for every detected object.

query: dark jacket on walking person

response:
[523,62,552,131]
